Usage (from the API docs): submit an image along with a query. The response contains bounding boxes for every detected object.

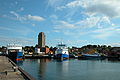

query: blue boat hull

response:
[8,52,23,61]
[16,52,23,60]
[81,54,106,60]
[55,54,69,59]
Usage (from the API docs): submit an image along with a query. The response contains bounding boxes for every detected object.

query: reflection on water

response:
[39,59,51,80]
[15,60,23,66]
[18,59,120,80]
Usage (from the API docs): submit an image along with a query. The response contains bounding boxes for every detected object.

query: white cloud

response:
[0,36,34,46]
[17,7,24,12]
[27,15,45,21]
[52,15,114,38]
[63,30,75,36]
[0,27,14,31]
[47,38,88,47]
[10,11,20,19]
[10,11,45,21]
[66,40,88,46]
[93,27,116,33]
[47,0,59,6]
[92,32,112,39]
[66,0,82,8]
[10,11,27,21]
[52,20,80,36]
[54,20,76,29]
[76,16,100,28]
[116,29,120,32]
[57,0,120,18]
[32,24,36,27]
[50,15,58,19]
[49,0,120,40]
[82,0,120,18]
[92,27,120,39]
[53,29,60,33]
[0,26,35,36]
[47,0,65,8]
[100,16,111,24]
[15,1,18,5]
[75,16,112,29]
[57,0,88,10]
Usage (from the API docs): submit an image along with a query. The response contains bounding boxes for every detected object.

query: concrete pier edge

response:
[7,56,36,80]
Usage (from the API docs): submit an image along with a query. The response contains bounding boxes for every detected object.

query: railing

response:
[8,57,36,80]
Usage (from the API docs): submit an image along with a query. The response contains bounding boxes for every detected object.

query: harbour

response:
[1,54,120,80]
[18,58,120,80]
[1,0,120,80]
[0,31,120,80]
[0,48,120,80]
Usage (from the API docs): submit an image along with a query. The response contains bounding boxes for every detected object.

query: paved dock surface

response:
[0,56,25,80]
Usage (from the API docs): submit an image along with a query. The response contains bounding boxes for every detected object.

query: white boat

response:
[55,43,69,59]
[7,44,23,61]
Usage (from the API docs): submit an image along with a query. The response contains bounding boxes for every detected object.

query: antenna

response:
[61,38,63,45]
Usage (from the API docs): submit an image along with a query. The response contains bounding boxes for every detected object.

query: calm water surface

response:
[18,59,120,80]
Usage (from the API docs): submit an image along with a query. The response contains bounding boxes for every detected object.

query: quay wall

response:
[0,56,35,80]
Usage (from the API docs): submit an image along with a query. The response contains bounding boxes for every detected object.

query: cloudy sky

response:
[0,0,120,47]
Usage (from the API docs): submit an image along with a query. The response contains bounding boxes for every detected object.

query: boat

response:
[81,53,105,59]
[54,43,69,59]
[7,44,23,61]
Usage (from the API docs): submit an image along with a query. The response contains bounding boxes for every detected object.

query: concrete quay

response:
[0,56,35,80]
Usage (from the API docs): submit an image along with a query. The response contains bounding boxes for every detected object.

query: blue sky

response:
[0,0,120,47]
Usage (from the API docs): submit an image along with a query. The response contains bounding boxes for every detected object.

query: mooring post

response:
[13,66,18,72]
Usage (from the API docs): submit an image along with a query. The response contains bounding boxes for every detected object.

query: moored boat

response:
[7,44,23,61]
[54,43,69,59]
[81,53,105,59]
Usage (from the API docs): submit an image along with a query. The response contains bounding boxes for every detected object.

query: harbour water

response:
[18,59,120,80]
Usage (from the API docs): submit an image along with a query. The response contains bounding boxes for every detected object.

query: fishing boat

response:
[7,44,23,61]
[54,43,69,59]
[81,53,104,59]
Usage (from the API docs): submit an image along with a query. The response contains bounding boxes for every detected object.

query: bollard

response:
[13,66,18,72]
[5,71,7,75]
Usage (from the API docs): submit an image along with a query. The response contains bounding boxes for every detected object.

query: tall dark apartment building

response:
[38,32,45,48]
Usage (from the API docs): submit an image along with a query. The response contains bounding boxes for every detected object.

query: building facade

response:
[38,32,45,48]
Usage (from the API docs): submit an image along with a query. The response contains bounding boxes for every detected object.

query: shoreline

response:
[24,54,120,60]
